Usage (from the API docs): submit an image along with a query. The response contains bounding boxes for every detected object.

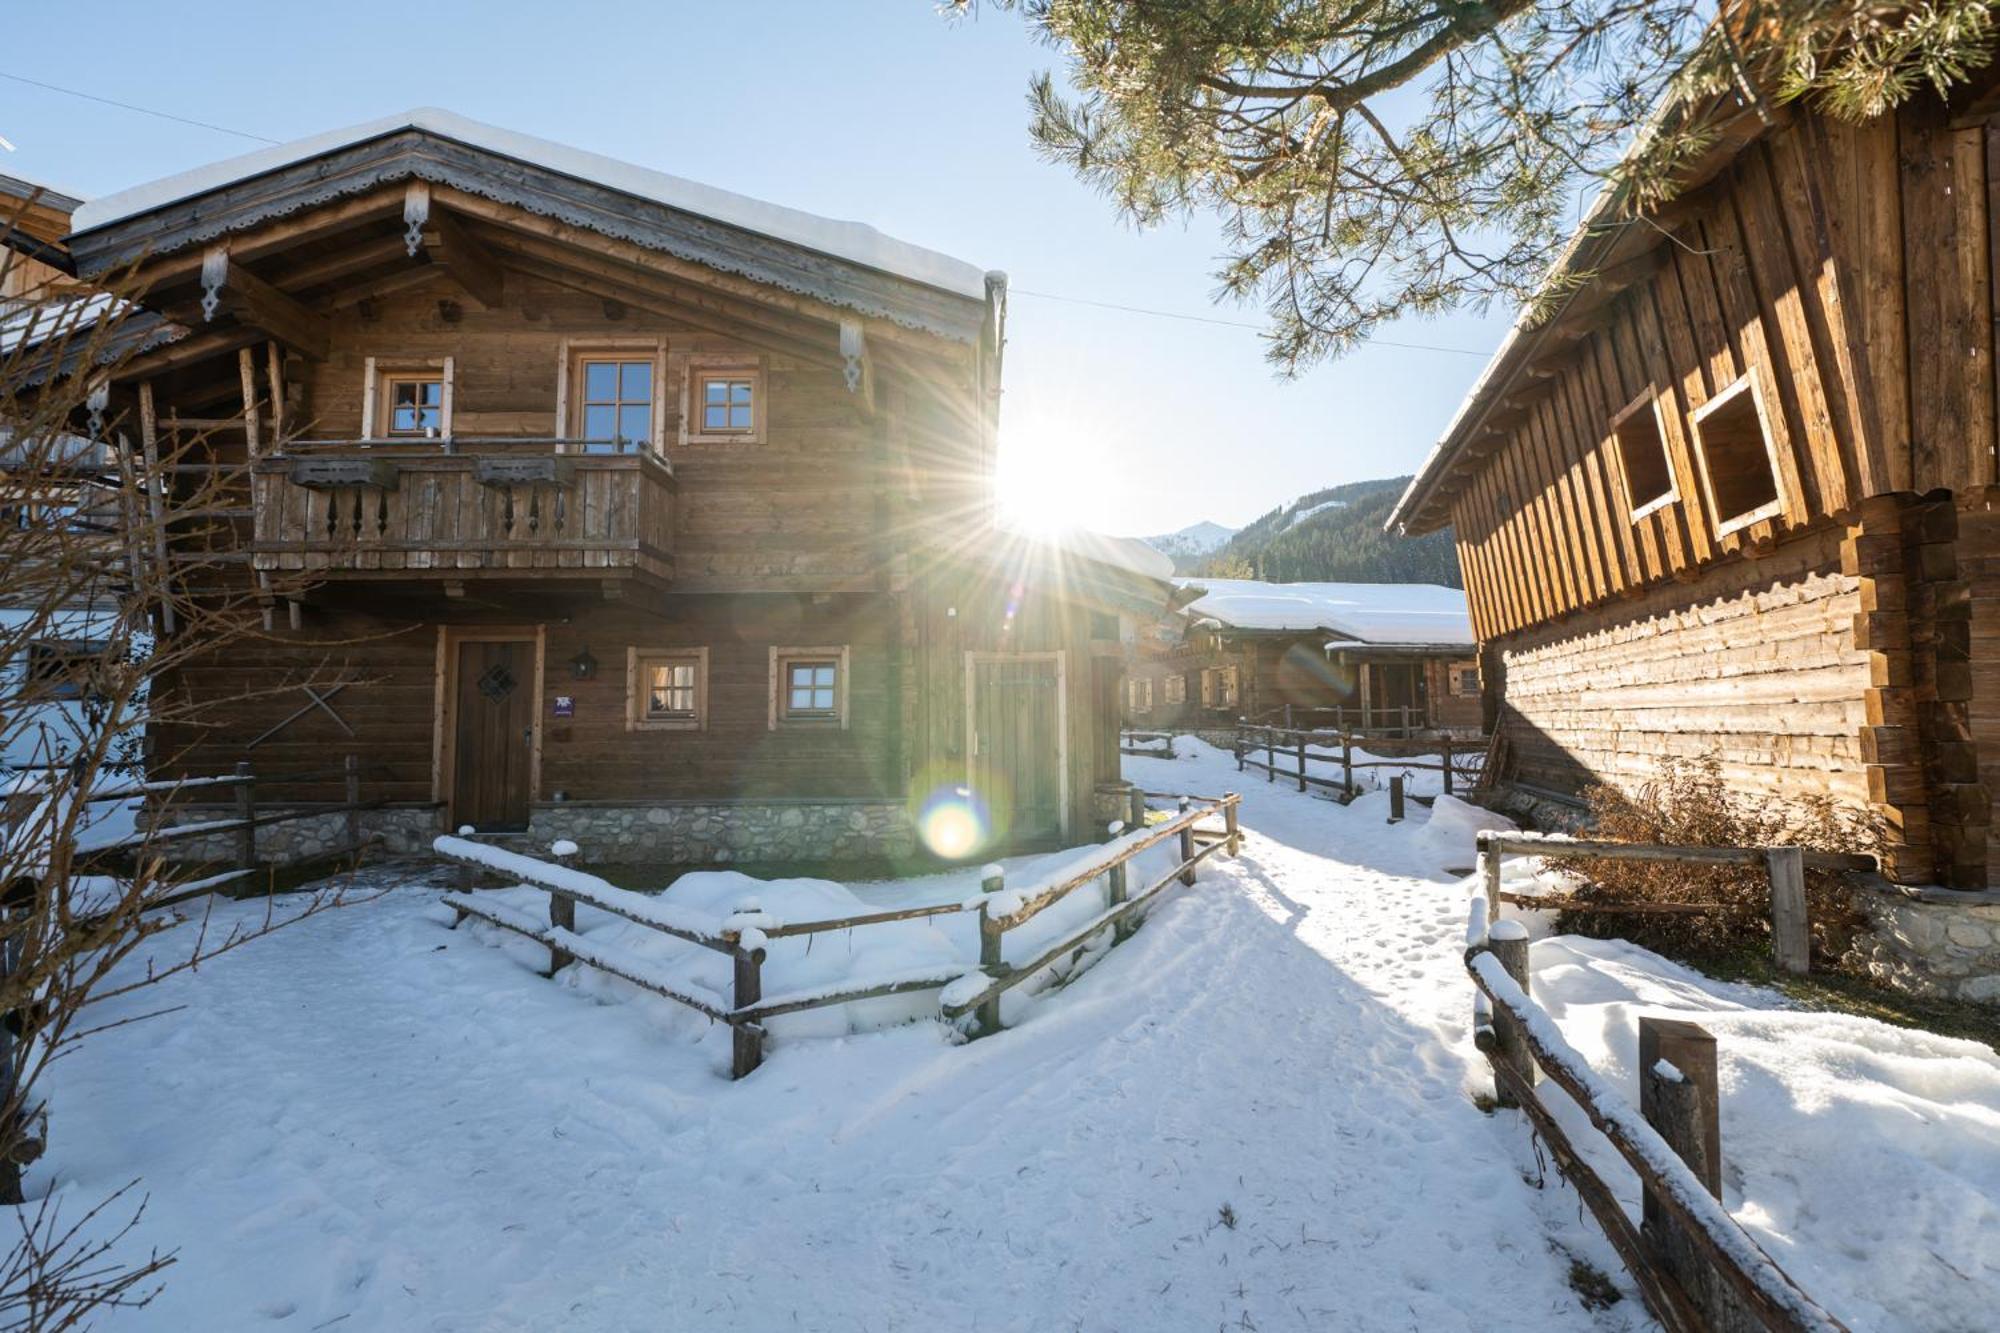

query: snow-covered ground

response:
[25,740,2000,1331]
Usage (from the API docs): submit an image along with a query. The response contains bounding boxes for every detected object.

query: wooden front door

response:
[452,639,534,831]
[969,654,1065,846]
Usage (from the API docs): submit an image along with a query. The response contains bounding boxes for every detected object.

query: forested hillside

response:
[1194,477,1461,587]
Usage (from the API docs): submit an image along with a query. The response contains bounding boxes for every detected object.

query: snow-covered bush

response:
[1545,754,1874,967]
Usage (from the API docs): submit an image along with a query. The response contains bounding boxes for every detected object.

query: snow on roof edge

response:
[1174,577,1474,646]
[69,108,990,301]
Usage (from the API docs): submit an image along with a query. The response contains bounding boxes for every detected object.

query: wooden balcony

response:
[249,440,674,588]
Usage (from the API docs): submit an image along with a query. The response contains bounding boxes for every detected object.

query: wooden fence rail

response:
[1463,896,1847,1332]
[437,792,1243,1080]
[1234,724,1482,800]
[1475,831,1875,977]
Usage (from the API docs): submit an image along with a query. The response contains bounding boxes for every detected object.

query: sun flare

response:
[994,421,1116,537]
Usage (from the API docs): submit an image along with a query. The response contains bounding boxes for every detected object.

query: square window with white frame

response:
[363,357,453,441]
[770,646,849,728]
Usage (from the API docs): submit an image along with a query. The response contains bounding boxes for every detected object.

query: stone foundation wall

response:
[158,805,442,864]
[1848,885,2000,1005]
[525,800,916,865]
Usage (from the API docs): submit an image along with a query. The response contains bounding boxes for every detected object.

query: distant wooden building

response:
[1389,76,2000,888]
[1123,579,1479,734]
[24,110,1167,864]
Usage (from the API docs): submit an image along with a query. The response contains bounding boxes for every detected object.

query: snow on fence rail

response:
[1463,897,1848,1332]
[435,792,1243,1080]
[1235,723,1481,799]
[1475,830,1877,977]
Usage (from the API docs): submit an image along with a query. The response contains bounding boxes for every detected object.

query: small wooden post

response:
[1479,832,1502,916]
[1223,794,1241,856]
[1176,796,1196,886]
[1235,727,1245,772]
[546,841,577,975]
[1283,703,1293,729]
[977,867,1006,1035]
[1400,704,1411,737]
[1441,733,1454,796]
[731,944,765,1078]
[1486,920,1534,1106]
[1128,786,1147,832]
[233,761,256,871]
[1388,774,1405,823]
[1108,858,1132,942]
[1295,734,1308,792]
[1341,732,1354,797]
[343,754,362,850]
[1638,1017,1720,1200]
[1264,727,1276,783]
[1766,846,1809,975]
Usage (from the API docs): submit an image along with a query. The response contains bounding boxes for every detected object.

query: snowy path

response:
[33,742,1996,1330]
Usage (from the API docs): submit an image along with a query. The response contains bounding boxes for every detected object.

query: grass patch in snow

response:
[1562,1255,1622,1311]
[1683,946,2000,1052]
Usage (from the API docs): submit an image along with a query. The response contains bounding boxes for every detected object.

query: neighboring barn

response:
[1123,579,1478,734]
[27,109,1167,865]
[1388,73,2000,891]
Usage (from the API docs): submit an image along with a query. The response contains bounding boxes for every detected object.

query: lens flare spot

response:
[917,785,990,860]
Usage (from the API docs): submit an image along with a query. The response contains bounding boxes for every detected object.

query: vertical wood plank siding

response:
[1439,94,2000,881]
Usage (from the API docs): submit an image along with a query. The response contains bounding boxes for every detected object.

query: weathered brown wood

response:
[731,946,765,1078]
[977,867,1005,1036]
[1485,920,1533,1107]
[1766,846,1811,975]
[232,761,257,870]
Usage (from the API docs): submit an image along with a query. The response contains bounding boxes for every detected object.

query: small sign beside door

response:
[553,695,575,718]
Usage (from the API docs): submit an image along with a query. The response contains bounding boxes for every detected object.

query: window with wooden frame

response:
[1130,678,1153,712]
[1452,664,1480,695]
[626,647,708,731]
[1689,373,1784,537]
[1611,388,1677,520]
[682,356,766,444]
[1217,666,1240,708]
[769,645,849,728]
[362,356,454,441]
[1163,674,1187,705]
[21,639,106,702]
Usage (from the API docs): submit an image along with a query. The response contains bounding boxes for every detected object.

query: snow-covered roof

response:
[69,109,990,301]
[1175,578,1473,647]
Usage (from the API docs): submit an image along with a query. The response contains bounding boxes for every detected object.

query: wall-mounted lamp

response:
[568,646,598,680]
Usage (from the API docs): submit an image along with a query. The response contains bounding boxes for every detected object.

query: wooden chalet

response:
[1389,73,2000,889]
[31,110,1165,864]
[1123,578,1479,735]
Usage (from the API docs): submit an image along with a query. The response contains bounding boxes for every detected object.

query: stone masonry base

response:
[1848,886,2000,1006]
[524,800,916,865]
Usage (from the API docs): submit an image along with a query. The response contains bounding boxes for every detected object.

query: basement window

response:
[1690,373,1784,537]
[1611,389,1676,520]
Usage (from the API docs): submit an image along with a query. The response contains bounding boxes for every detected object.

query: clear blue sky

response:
[1,0,1515,537]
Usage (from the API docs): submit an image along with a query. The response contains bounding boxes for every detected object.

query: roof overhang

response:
[65,115,991,345]
[1385,90,1778,538]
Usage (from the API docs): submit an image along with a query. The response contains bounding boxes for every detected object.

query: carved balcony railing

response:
[249,439,675,586]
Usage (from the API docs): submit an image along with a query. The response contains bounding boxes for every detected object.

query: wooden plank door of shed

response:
[970,656,1063,846]
[452,639,535,831]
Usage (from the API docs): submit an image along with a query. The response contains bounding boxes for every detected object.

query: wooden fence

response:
[1475,831,1876,977]
[1248,704,1432,737]
[437,792,1242,1079]
[1464,893,1847,1331]
[1234,724,1482,800]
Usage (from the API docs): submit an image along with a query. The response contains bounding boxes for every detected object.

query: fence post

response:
[1264,727,1275,783]
[1128,786,1147,833]
[233,760,257,872]
[1107,848,1132,942]
[1479,832,1502,916]
[1176,796,1196,886]
[1441,733,1454,796]
[1295,734,1307,792]
[1766,847,1809,976]
[1388,774,1405,823]
[546,841,577,975]
[1341,732,1354,798]
[977,867,1006,1035]
[1223,794,1241,856]
[1400,704,1410,737]
[1639,1017,1729,1328]
[343,754,361,850]
[1486,920,1534,1107]
[1284,703,1293,729]
[731,942,766,1078]
[1235,726,1245,772]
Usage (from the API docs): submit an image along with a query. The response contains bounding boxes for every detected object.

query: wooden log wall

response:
[1443,91,2000,883]
[1493,526,1870,809]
